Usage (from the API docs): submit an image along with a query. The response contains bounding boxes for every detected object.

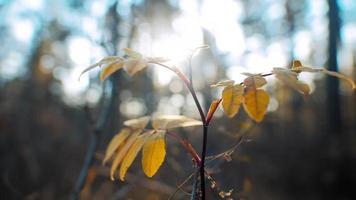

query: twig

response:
[168,171,197,200]
[70,87,114,200]
[190,165,199,200]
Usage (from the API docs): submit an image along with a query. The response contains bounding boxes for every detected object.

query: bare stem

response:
[151,61,215,199]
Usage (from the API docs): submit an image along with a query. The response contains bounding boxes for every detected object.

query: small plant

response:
[81,47,355,199]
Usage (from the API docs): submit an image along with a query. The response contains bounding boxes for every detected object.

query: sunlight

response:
[68,36,92,65]
[11,19,34,43]
[62,66,89,105]
[200,0,245,56]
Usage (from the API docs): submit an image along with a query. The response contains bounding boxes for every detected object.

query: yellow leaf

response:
[222,85,244,118]
[103,128,130,164]
[79,56,122,80]
[119,130,153,181]
[211,80,235,88]
[322,70,356,89]
[292,60,303,70]
[152,115,202,130]
[142,131,166,177]
[123,48,143,59]
[206,99,222,123]
[243,89,270,122]
[146,57,169,63]
[291,61,355,89]
[123,116,151,129]
[100,60,125,81]
[272,67,310,95]
[123,58,148,76]
[243,75,267,89]
[110,130,141,180]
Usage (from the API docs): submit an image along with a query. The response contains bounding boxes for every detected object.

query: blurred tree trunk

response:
[327,0,341,133]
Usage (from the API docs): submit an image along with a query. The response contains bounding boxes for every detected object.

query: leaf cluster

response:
[103,115,201,181]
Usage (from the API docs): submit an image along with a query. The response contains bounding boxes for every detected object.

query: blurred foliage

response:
[0,0,356,199]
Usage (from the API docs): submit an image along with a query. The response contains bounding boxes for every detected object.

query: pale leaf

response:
[124,116,151,129]
[293,66,355,89]
[103,128,130,164]
[322,69,356,89]
[211,80,235,88]
[243,89,270,122]
[123,58,148,76]
[241,72,257,76]
[79,56,122,80]
[142,131,166,177]
[100,61,125,81]
[152,115,202,130]
[146,57,169,63]
[222,85,244,118]
[243,75,267,89]
[110,130,141,180]
[272,67,310,95]
[123,48,142,59]
[119,130,153,181]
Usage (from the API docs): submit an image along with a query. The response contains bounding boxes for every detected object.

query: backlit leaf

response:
[100,60,125,81]
[79,56,122,79]
[211,80,235,88]
[146,57,169,63]
[272,67,310,95]
[291,60,355,89]
[110,130,141,180]
[119,131,153,181]
[222,85,244,118]
[293,66,355,89]
[243,75,267,89]
[123,48,143,59]
[142,131,166,177]
[322,70,356,89]
[123,58,148,76]
[152,115,202,130]
[243,89,270,122]
[124,116,151,129]
[103,128,131,164]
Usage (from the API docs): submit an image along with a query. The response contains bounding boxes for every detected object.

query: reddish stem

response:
[167,132,201,165]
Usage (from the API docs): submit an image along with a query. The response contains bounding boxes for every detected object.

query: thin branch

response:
[206,135,245,163]
[70,89,113,200]
[167,132,201,164]
[200,125,208,200]
[150,62,206,124]
[190,165,199,200]
[168,171,197,200]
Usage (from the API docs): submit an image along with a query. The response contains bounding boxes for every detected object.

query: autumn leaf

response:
[243,89,270,122]
[103,128,131,164]
[292,65,356,89]
[79,56,122,79]
[211,80,235,88]
[110,130,141,180]
[123,116,151,130]
[151,115,202,130]
[243,74,267,89]
[121,48,148,76]
[272,67,310,95]
[221,85,244,118]
[123,58,148,76]
[206,99,222,123]
[119,131,153,181]
[123,48,143,59]
[142,130,166,177]
[100,59,125,81]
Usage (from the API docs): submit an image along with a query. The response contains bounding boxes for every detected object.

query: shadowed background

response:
[0,0,355,199]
